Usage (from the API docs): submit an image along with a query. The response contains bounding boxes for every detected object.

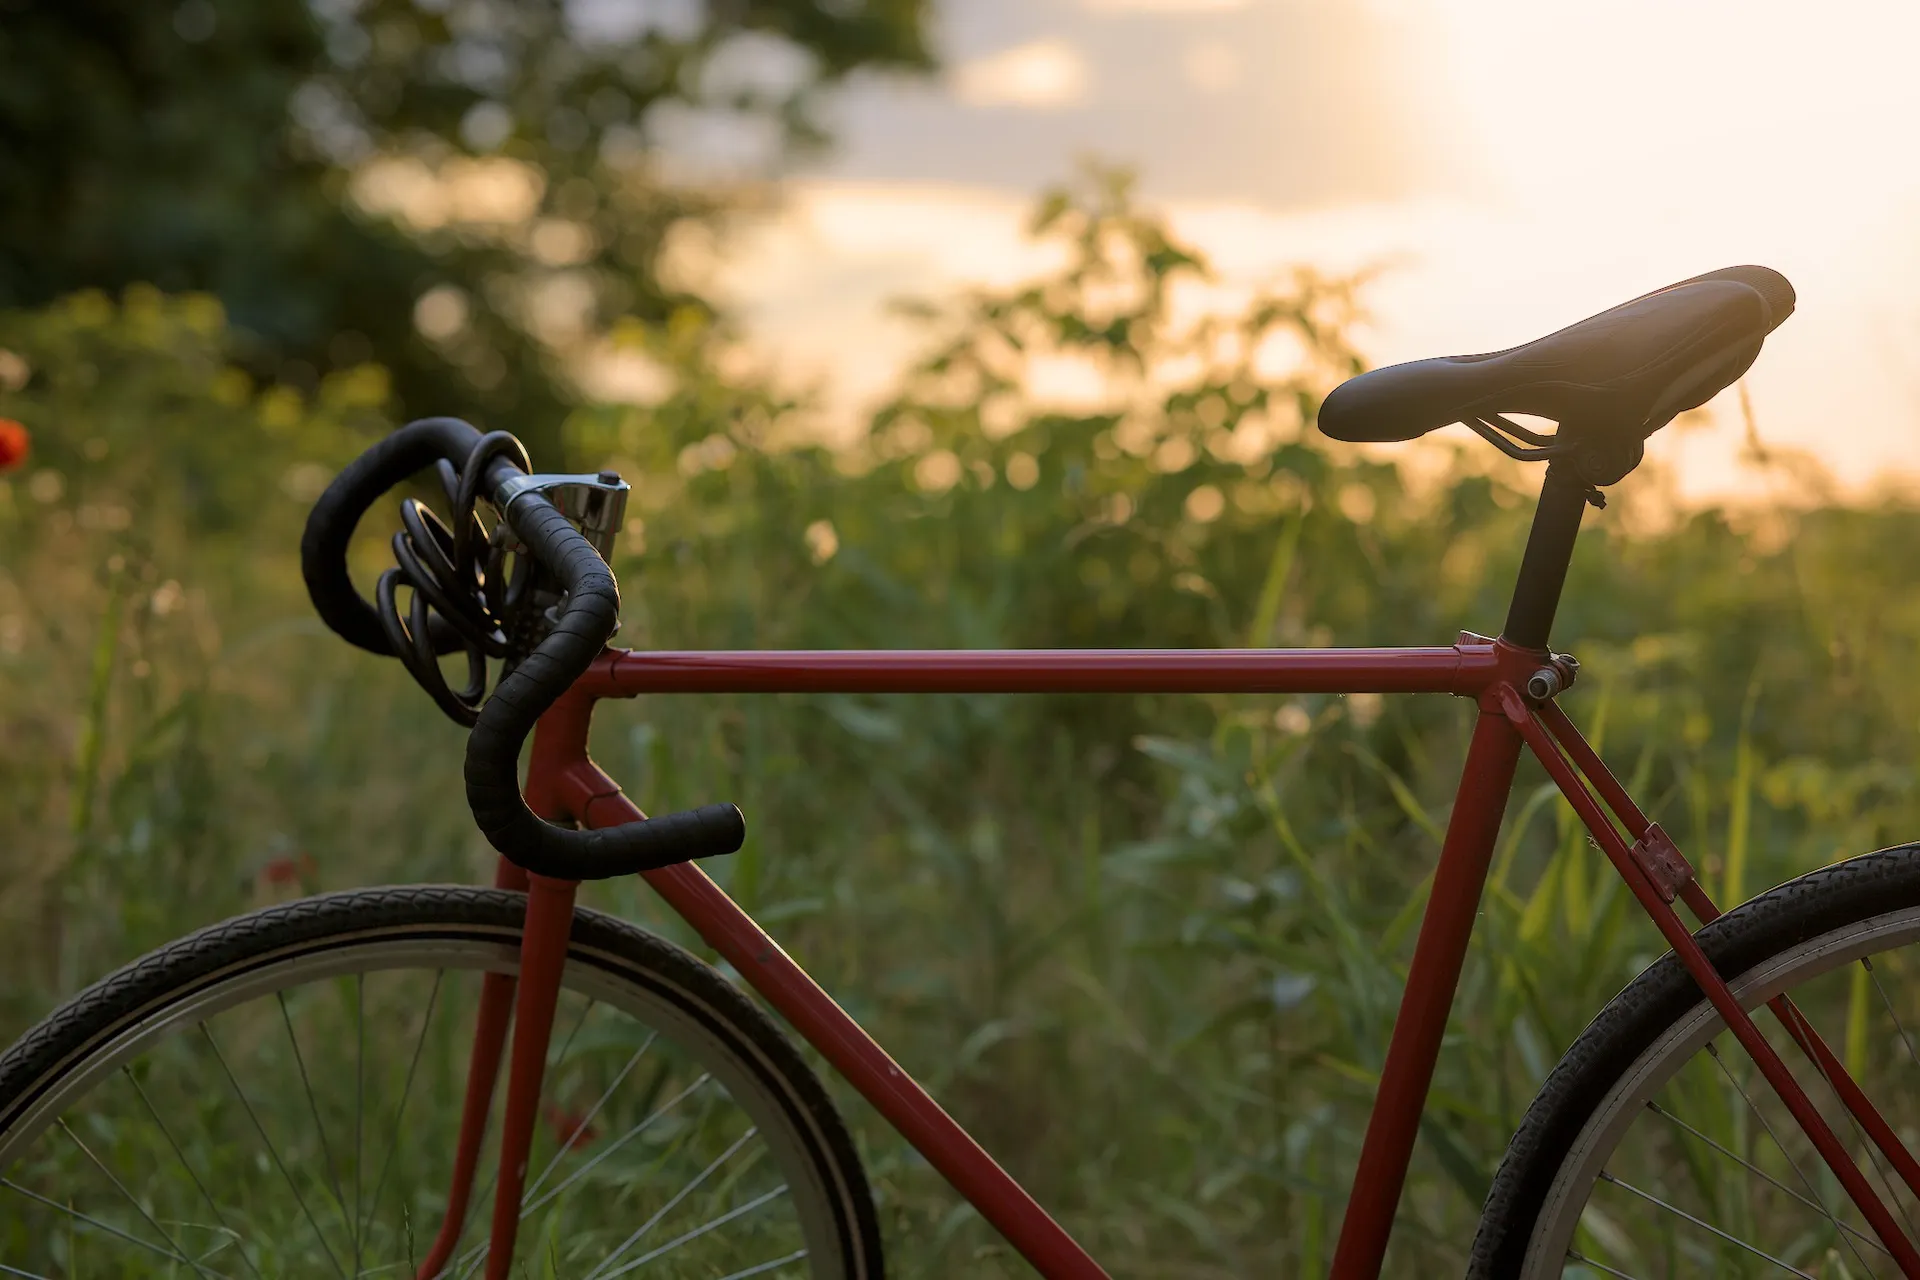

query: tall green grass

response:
[6,173,1920,1274]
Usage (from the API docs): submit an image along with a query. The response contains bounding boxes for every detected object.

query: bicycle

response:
[3,261,1913,1278]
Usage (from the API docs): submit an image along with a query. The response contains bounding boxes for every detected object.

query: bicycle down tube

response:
[432,636,1920,1279]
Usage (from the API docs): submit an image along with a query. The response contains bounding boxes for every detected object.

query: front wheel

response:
[0,885,885,1278]
[1473,844,1920,1278]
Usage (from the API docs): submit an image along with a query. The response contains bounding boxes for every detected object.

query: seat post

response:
[1500,463,1591,650]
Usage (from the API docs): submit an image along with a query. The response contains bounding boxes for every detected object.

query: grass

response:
[6,174,1920,1274]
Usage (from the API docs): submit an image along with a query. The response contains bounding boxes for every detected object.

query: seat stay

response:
[1540,702,1920,1213]
[1514,696,1920,1275]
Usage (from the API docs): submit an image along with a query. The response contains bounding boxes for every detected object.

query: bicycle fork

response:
[415,860,579,1280]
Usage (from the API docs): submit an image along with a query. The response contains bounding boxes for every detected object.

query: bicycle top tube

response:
[567,638,1570,700]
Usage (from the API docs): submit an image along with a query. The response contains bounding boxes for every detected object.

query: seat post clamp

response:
[1524,652,1581,702]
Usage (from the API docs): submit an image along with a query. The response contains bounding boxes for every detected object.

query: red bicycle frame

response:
[424,634,1920,1279]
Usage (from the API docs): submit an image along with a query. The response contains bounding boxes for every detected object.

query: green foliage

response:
[6,174,1920,1274]
[0,285,464,1004]
[0,0,932,456]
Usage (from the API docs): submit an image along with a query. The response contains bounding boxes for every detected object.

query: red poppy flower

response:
[0,419,27,472]
[542,1101,601,1152]
[260,851,317,887]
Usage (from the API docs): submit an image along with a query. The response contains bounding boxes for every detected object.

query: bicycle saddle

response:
[1317,265,1795,445]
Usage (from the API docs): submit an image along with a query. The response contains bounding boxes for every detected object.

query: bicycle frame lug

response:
[1630,821,1695,903]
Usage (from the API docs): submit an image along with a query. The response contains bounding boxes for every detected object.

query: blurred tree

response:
[0,0,931,456]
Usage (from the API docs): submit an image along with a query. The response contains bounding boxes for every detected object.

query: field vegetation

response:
[5,167,1919,1274]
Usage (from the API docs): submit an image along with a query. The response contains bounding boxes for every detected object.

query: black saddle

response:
[1317,266,1795,455]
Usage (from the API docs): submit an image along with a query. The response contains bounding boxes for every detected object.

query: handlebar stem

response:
[496,471,630,561]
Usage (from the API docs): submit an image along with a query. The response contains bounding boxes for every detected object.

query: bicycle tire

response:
[1471,843,1920,1278]
[0,885,886,1278]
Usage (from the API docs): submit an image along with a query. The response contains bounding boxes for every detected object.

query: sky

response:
[671,0,1920,505]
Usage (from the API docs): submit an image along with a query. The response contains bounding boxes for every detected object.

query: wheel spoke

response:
[121,1065,269,1280]
[200,1022,348,1279]
[1597,1169,1817,1278]
[713,1250,810,1280]
[1645,1098,1888,1262]
[2,1176,220,1272]
[452,1070,716,1279]
[1773,995,1920,1252]
[521,1027,655,1206]
[1565,1247,1646,1280]
[278,990,355,1241]
[519,1071,714,1220]
[431,992,603,1271]
[474,994,600,1217]
[1866,955,1920,1075]
[549,993,598,1070]
[52,1117,225,1278]
[595,1184,790,1280]
[359,968,444,1244]
[581,1126,760,1280]
[1699,1038,1876,1275]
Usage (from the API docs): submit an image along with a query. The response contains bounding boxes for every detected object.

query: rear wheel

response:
[1473,844,1920,1278]
[0,885,885,1278]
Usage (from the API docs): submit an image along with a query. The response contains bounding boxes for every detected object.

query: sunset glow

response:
[693,0,1920,502]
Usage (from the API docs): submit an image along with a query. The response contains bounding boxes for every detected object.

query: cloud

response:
[811,2,1457,209]
[951,38,1092,110]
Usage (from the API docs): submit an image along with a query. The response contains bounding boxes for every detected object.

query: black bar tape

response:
[304,418,743,878]
[461,489,746,879]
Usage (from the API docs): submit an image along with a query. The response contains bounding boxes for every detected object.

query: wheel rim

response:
[0,924,855,1278]
[1525,903,1920,1278]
